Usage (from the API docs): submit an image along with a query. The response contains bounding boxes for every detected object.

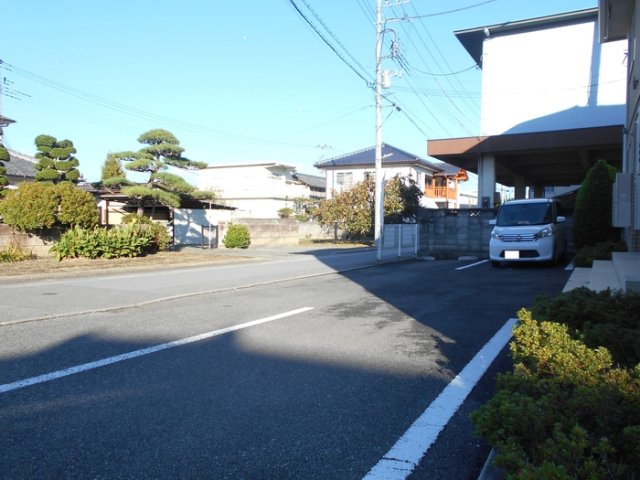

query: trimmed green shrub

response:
[223,224,250,249]
[0,182,99,232]
[55,182,99,229]
[531,288,640,368]
[49,225,155,260]
[472,304,640,478]
[572,159,618,249]
[573,239,627,267]
[0,182,59,231]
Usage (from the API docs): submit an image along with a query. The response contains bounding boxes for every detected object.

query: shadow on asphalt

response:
[0,250,572,479]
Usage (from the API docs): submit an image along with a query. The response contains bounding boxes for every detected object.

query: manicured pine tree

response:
[33,134,81,183]
[113,129,209,215]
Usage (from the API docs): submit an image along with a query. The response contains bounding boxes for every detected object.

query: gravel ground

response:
[0,248,254,279]
[0,243,369,279]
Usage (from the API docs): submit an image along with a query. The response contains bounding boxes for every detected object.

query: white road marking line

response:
[363,317,518,480]
[0,307,314,394]
[455,259,488,270]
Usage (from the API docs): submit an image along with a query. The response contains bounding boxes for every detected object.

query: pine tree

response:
[100,153,130,189]
[33,134,81,183]
[114,129,208,215]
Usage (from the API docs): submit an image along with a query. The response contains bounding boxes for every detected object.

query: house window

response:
[336,172,353,188]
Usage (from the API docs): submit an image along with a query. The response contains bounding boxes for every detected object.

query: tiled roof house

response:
[314,144,468,208]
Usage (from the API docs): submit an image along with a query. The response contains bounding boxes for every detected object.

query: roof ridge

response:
[7,149,37,163]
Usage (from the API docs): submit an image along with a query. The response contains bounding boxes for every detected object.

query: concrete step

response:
[562,267,591,292]
[589,260,622,292]
[612,252,640,293]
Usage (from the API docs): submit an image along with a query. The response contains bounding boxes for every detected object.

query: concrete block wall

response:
[417,208,496,259]
[0,224,59,257]
[219,218,299,248]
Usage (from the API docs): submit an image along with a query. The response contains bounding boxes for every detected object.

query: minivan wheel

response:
[491,260,501,268]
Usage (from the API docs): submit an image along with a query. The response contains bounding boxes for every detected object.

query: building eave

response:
[455,8,598,66]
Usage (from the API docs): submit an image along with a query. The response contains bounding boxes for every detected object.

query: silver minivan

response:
[489,198,567,267]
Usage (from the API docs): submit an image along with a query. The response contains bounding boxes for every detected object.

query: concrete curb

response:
[477,449,504,480]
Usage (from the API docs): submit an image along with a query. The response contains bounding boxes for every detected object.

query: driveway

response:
[0,252,571,479]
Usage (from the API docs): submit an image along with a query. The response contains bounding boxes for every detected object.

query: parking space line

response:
[0,307,314,395]
[455,259,488,270]
[363,317,518,480]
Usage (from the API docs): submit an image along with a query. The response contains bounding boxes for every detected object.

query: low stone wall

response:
[417,208,496,259]
[0,224,60,257]
[297,221,343,241]
[219,218,299,248]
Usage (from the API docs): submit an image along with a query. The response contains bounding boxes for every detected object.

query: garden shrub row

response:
[472,288,640,479]
[50,224,167,260]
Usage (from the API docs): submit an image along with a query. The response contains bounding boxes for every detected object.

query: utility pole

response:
[374,0,384,261]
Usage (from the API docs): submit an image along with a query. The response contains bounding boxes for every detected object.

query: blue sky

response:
[1,1,596,185]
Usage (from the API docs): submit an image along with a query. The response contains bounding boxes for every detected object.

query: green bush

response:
[223,224,250,249]
[278,207,294,219]
[572,160,618,249]
[472,305,640,478]
[0,182,59,231]
[573,239,627,267]
[55,182,99,228]
[0,182,99,231]
[531,288,640,368]
[49,225,155,260]
[121,213,170,252]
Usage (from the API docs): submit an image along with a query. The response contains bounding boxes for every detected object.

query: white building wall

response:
[196,164,311,218]
[481,19,627,135]
[173,208,233,246]
[324,165,425,199]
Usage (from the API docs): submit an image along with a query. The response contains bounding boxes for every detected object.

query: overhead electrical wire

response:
[411,64,479,77]
[298,0,372,82]
[287,0,437,141]
[0,59,328,149]
[385,3,482,134]
[286,0,373,87]
[406,3,481,116]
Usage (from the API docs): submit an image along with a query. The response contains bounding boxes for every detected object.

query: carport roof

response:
[427,125,623,187]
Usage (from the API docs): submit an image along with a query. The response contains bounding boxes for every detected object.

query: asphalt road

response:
[0,251,572,479]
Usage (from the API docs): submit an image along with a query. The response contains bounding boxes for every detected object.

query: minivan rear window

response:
[496,203,553,226]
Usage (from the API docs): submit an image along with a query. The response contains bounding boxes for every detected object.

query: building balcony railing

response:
[425,185,458,199]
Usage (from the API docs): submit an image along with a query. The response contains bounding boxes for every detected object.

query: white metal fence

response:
[378,224,419,261]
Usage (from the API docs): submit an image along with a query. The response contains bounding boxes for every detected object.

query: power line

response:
[411,64,479,77]
[286,0,373,87]
[298,0,372,82]
[404,0,497,20]
[0,59,320,149]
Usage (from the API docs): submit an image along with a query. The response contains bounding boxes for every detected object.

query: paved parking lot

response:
[0,252,572,479]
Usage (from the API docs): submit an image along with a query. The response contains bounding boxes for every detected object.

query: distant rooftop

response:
[314,144,442,172]
[293,172,325,190]
[5,149,37,179]
[0,115,16,127]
